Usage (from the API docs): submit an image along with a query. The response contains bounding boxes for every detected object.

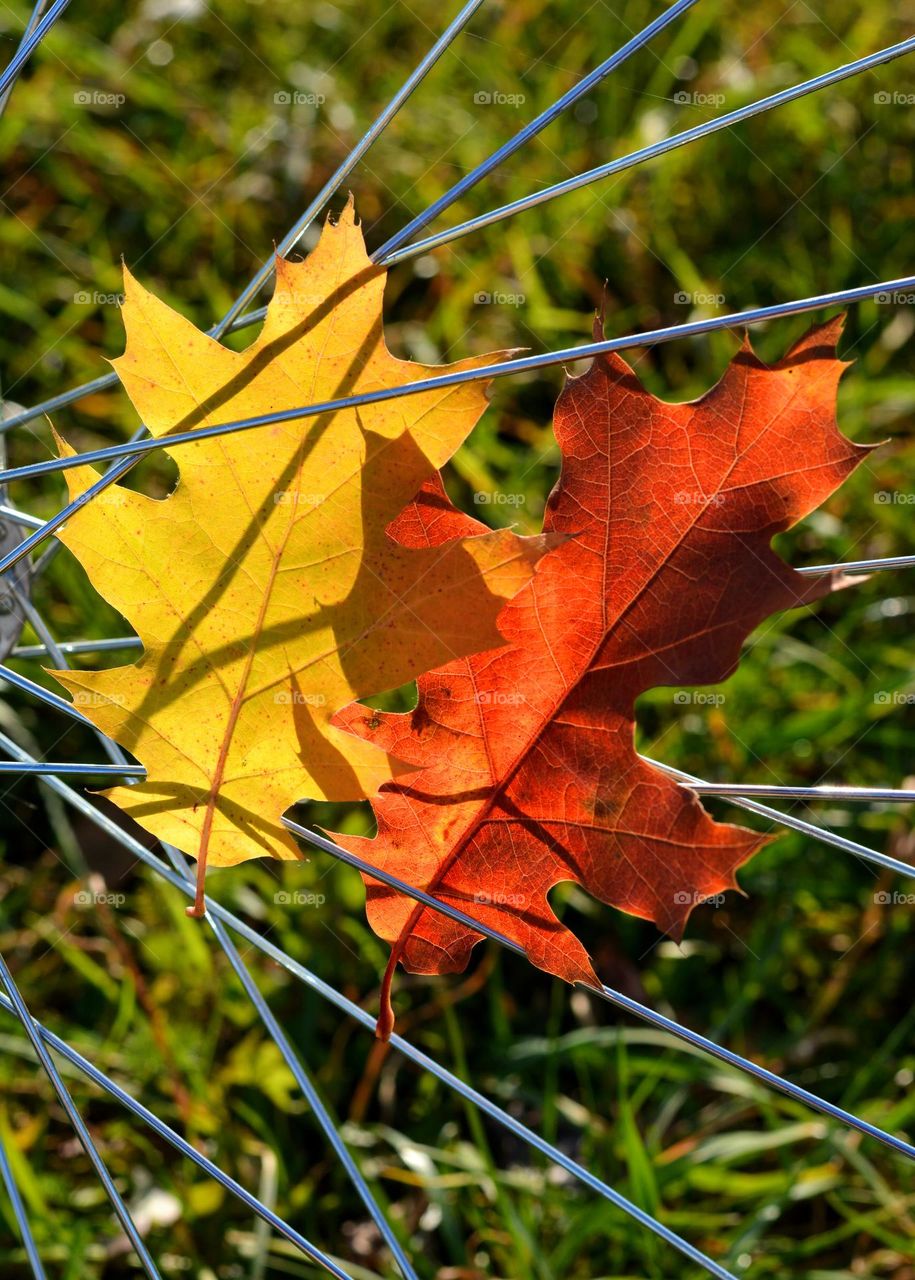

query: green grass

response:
[0,0,913,1276]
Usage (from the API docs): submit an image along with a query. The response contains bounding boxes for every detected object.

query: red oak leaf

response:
[331,316,873,1037]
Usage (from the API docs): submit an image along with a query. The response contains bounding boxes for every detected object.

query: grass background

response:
[0,0,914,1275]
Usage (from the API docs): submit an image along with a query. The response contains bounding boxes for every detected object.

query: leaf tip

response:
[332,191,358,229]
[120,259,140,297]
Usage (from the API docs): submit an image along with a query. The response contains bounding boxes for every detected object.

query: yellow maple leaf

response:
[50,200,544,911]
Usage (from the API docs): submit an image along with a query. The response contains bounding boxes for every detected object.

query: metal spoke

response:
[0,1132,46,1279]
[164,847,418,1279]
[12,636,142,659]
[6,665,913,874]
[6,765,913,806]
[0,0,71,102]
[282,820,915,1163]
[7,27,914,437]
[0,730,744,1280]
[0,504,45,530]
[0,0,52,118]
[0,953,162,1278]
[8,757,915,804]
[8,592,372,1276]
[376,0,701,256]
[218,0,488,334]
[384,34,915,263]
[687,783,915,802]
[5,550,911,662]
[9,617,915,805]
[645,757,915,880]
[23,593,419,1274]
[0,994,354,1279]
[799,553,915,575]
[0,662,94,726]
[10,588,127,765]
[0,312,264,436]
[0,761,143,775]
[2,715,910,1180]
[0,0,487,436]
[0,6,911,1271]
[1,274,912,516]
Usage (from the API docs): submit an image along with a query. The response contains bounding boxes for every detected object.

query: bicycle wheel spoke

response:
[386,34,915,263]
[282,820,915,1163]
[0,311,265,435]
[11,589,127,762]
[1,6,911,1269]
[6,768,906,807]
[164,846,419,1280]
[377,0,701,257]
[4,594,914,869]
[1,274,912,519]
[0,662,93,725]
[219,0,488,334]
[799,554,915,575]
[12,635,142,659]
[0,0,71,103]
[0,504,45,530]
[0,994,354,1279]
[645,757,915,880]
[0,1131,47,1279]
[0,0,52,119]
[7,543,911,660]
[4,718,910,1184]
[0,953,162,1278]
[0,731,747,1280]
[0,0,486,435]
[9,670,915,811]
[34,593,409,1267]
[7,606,371,1274]
[0,762,143,775]
[687,783,915,802]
